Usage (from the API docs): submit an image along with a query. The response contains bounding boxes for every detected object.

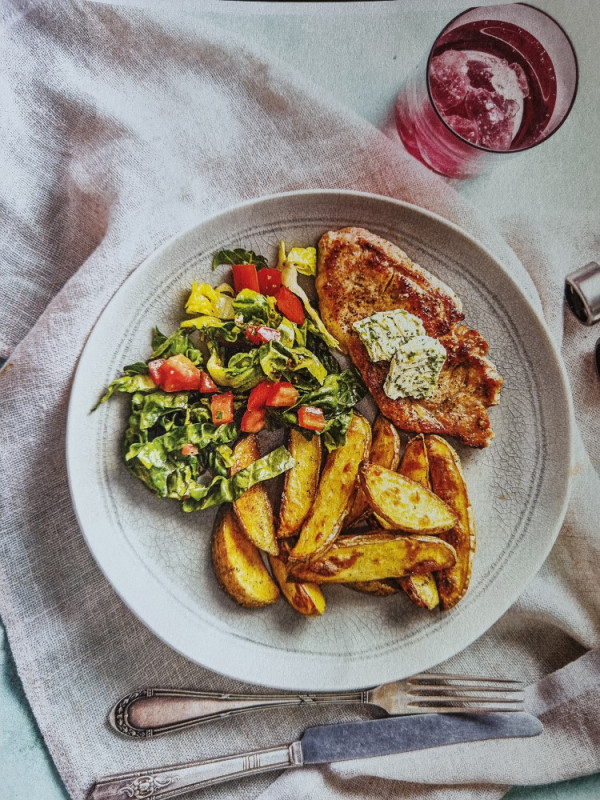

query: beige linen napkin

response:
[1,2,599,800]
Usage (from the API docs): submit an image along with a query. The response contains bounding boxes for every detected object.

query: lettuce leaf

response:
[320,411,354,452]
[182,445,295,511]
[135,391,190,430]
[297,369,366,412]
[259,340,327,386]
[93,372,156,409]
[232,289,281,326]
[212,248,268,271]
[132,422,238,465]
[206,346,265,392]
[185,281,235,319]
[285,246,317,277]
[265,407,354,452]
[278,253,339,349]
[180,315,242,343]
[151,328,203,364]
[122,408,241,498]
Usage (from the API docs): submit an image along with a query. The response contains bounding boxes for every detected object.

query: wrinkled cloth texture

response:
[1,2,599,800]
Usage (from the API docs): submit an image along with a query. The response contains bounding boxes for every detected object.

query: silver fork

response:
[110,674,525,738]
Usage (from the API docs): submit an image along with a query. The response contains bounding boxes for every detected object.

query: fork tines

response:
[406,673,525,713]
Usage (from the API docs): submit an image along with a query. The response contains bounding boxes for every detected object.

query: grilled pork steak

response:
[316,228,503,448]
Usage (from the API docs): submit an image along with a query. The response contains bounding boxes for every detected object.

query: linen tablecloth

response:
[1,2,599,799]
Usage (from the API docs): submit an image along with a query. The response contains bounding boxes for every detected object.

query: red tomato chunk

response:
[148,358,166,384]
[241,408,266,433]
[275,286,305,325]
[211,391,234,425]
[245,325,281,346]
[257,268,282,296]
[150,354,202,392]
[198,371,218,393]
[298,406,326,431]
[266,382,298,408]
[247,380,273,411]
[232,263,260,294]
[181,443,199,456]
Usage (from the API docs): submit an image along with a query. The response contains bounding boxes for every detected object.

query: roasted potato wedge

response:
[345,415,402,529]
[359,462,457,534]
[277,429,322,538]
[288,413,371,563]
[398,434,431,488]
[400,572,440,609]
[396,435,440,611]
[230,435,278,556]
[212,507,280,608]
[425,435,476,610]
[289,531,456,584]
[269,542,326,616]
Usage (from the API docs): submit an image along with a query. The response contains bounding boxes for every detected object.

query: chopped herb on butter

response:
[384,336,447,400]
[353,309,426,362]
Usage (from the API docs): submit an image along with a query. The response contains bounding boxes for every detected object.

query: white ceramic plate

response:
[67,190,572,690]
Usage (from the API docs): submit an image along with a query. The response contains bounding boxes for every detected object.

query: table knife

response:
[89,712,542,799]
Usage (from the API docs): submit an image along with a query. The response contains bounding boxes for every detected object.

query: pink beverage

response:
[395,6,577,179]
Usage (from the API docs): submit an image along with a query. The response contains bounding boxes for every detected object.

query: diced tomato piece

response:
[266,381,298,408]
[211,391,234,425]
[181,443,199,456]
[157,354,202,392]
[198,371,218,393]
[298,406,326,432]
[232,263,260,294]
[247,380,273,411]
[148,359,166,385]
[275,285,305,325]
[241,408,267,433]
[245,324,282,346]
[257,268,282,296]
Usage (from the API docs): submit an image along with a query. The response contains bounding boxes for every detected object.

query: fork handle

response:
[89,741,303,799]
[110,688,365,737]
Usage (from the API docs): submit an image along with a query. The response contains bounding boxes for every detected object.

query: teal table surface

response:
[3,2,599,798]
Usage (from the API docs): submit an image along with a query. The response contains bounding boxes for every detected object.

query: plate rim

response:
[66,188,573,689]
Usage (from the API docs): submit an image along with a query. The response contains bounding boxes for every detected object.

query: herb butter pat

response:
[384,335,447,400]
[353,309,426,362]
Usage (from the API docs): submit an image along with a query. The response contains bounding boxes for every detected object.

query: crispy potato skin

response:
[398,434,430,489]
[288,413,371,563]
[212,507,280,608]
[425,435,476,610]
[400,572,440,609]
[277,429,322,538]
[346,579,399,597]
[396,435,440,610]
[289,531,456,584]
[269,543,326,616]
[344,415,401,529]
[359,462,457,534]
[230,435,278,556]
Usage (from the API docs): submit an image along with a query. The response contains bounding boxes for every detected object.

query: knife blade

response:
[301,711,541,763]
[89,712,541,799]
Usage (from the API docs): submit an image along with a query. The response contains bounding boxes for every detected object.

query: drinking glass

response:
[395,4,578,179]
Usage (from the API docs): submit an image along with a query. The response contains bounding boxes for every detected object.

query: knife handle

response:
[110,687,365,738]
[88,741,303,800]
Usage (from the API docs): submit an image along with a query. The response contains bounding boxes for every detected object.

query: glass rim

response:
[425,2,579,155]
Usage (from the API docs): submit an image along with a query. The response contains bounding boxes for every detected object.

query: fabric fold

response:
[1,2,599,800]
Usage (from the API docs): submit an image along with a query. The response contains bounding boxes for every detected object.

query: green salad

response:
[96,244,366,512]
